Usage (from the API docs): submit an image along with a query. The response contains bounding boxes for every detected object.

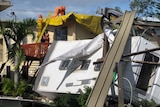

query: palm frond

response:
[8,43,25,70]
[1,18,36,71]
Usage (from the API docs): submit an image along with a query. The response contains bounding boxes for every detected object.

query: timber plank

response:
[86,11,136,107]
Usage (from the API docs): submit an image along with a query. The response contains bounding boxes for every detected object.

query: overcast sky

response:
[0,0,131,20]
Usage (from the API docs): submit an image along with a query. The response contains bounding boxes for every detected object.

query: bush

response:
[77,87,91,107]
[2,78,15,96]
[53,87,92,107]
[1,78,32,97]
[54,93,79,107]
[138,99,157,107]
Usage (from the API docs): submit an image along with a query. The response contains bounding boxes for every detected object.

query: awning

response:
[0,1,12,12]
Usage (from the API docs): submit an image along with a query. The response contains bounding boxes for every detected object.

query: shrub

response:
[77,86,91,107]
[53,86,92,107]
[54,93,79,107]
[1,78,32,97]
[138,99,156,107]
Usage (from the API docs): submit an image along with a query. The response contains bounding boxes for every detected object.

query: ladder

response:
[86,11,136,107]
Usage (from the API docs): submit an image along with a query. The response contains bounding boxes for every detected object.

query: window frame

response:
[136,53,159,92]
[59,60,71,70]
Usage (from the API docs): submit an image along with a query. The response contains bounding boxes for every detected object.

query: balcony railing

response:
[21,43,49,59]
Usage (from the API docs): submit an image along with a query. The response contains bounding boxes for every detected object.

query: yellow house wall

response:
[46,21,76,41]
[67,21,76,41]
[0,37,16,76]
[47,20,97,42]
[26,31,54,44]
[75,23,97,40]
[67,21,97,40]
[0,39,3,62]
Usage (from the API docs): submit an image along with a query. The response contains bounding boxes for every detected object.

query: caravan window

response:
[94,63,102,71]
[136,53,159,92]
[80,60,91,70]
[41,77,49,86]
[59,60,71,70]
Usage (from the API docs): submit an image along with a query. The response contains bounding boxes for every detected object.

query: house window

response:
[136,53,159,92]
[94,63,102,71]
[59,60,71,70]
[54,27,67,40]
[80,60,91,70]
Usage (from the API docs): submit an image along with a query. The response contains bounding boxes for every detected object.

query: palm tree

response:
[0,18,36,85]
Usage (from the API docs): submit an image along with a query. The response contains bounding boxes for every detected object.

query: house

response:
[0,0,12,76]
[40,12,103,41]
[0,11,104,80]
[0,7,122,76]
[20,8,122,78]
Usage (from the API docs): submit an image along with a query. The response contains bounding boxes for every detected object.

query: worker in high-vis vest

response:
[37,14,43,38]
[53,6,66,17]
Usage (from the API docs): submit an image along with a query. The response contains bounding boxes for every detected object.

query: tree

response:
[130,0,160,18]
[114,6,123,13]
[0,18,36,85]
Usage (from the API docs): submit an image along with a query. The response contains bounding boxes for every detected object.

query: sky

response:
[0,0,131,20]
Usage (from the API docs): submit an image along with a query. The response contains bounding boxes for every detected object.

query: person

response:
[52,6,66,17]
[41,30,50,43]
[37,14,43,38]
[40,30,50,56]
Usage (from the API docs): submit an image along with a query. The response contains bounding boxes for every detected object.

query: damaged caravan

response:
[34,33,105,98]
[33,11,160,106]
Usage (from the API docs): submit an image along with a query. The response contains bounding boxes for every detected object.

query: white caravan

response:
[34,31,160,104]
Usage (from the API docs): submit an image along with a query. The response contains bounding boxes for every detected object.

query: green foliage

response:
[130,0,160,18]
[8,44,25,70]
[2,78,15,96]
[16,79,32,97]
[114,6,123,13]
[77,87,91,107]
[52,87,92,107]
[0,18,36,71]
[53,93,79,107]
[138,99,157,107]
[2,78,32,97]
